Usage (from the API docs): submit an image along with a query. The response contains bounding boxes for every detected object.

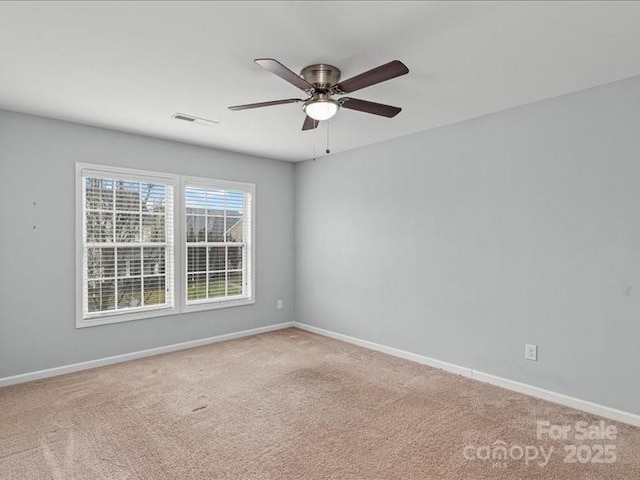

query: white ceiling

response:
[1,1,640,162]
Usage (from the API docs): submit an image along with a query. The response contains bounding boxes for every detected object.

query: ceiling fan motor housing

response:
[300,64,341,91]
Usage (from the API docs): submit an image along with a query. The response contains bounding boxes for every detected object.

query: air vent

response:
[172,113,219,126]
[173,114,195,122]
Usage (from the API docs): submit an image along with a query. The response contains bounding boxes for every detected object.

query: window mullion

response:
[243,193,247,295]
[139,183,144,306]
[205,244,210,300]
[242,244,247,296]
[223,191,227,298]
[114,246,119,311]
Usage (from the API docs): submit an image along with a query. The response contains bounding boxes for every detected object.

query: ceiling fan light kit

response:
[229,58,409,130]
[303,95,339,121]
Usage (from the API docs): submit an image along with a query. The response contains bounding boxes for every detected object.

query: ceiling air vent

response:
[172,113,219,126]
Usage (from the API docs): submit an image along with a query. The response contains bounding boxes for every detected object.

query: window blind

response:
[81,172,175,319]
[184,182,253,305]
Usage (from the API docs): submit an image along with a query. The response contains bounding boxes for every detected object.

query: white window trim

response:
[75,163,180,328]
[180,175,256,313]
[75,164,256,328]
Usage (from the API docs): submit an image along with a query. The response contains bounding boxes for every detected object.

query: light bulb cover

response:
[304,98,339,121]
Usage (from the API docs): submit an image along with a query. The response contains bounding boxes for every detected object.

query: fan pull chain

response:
[325,120,331,155]
[312,123,317,161]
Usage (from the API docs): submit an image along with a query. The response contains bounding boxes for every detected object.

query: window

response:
[183,177,255,310]
[76,164,255,327]
[76,164,178,327]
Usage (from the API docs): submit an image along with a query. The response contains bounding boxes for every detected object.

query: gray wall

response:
[295,75,640,415]
[0,110,295,378]
[3,75,640,416]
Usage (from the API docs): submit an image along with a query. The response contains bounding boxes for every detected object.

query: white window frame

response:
[75,163,179,328]
[76,164,256,328]
[181,175,256,313]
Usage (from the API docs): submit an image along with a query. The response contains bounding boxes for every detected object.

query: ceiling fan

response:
[228,59,409,130]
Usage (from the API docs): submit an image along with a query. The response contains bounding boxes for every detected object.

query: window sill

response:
[182,296,255,313]
[75,297,255,328]
[76,305,178,328]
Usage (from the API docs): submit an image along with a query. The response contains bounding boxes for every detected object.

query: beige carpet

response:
[1,328,639,479]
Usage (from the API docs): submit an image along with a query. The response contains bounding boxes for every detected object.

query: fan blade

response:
[228,98,303,111]
[332,60,408,94]
[302,115,319,131]
[255,58,314,91]
[340,98,402,118]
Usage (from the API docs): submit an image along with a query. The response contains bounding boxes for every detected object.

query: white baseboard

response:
[0,322,294,388]
[3,320,638,428]
[293,322,640,428]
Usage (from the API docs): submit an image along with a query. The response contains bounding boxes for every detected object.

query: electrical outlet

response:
[525,344,537,361]
[277,299,283,310]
